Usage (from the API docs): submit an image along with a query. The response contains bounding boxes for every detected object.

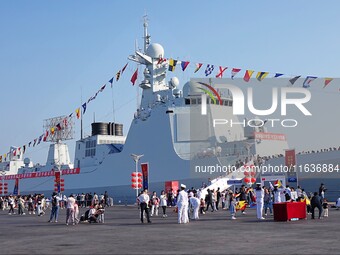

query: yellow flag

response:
[256,72,269,81]
[76,108,81,119]
[236,201,247,211]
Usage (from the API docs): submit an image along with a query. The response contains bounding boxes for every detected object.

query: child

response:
[322,198,329,217]
[200,198,206,214]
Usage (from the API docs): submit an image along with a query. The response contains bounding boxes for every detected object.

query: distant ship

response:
[1,17,339,202]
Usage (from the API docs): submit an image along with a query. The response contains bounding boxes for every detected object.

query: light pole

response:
[1,170,5,196]
[131,154,144,198]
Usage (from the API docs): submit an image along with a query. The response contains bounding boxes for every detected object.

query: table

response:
[273,202,307,221]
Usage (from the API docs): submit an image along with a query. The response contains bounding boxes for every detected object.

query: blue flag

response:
[82,103,87,114]
[205,64,214,76]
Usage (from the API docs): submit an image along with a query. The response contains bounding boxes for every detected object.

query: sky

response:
[0,0,340,165]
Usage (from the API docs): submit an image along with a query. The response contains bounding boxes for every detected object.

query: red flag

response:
[121,63,128,74]
[216,66,228,78]
[157,58,167,65]
[243,70,254,82]
[323,78,333,88]
[76,108,81,119]
[43,130,49,142]
[130,68,138,85]
[231,68,241,79]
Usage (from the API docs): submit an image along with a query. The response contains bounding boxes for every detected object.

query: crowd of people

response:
[2,182,339,226]
[0,191,112,225]
[136,182,339,224]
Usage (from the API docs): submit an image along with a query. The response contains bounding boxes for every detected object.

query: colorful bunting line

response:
[2,54,338,162]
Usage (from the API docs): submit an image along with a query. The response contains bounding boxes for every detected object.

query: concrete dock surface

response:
[0,205,339,254]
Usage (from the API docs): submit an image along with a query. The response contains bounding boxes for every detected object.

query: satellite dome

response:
[169,77,179,89]
[182,81,204,97]
[24,158,31,166]
[146,43,164,59]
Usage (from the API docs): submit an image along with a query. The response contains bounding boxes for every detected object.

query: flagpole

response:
[137,86,139,109]
[111,85,115,123]
[80,87,83,140]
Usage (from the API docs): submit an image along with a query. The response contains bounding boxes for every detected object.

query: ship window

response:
[185,98,190,105]
[85,140,96,157]
[191,98,197,104]
[229,101,233,107]
[197,98,201,104]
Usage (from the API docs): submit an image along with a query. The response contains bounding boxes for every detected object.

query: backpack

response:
[52,196,58,207]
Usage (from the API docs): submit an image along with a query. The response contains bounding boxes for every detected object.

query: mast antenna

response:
[143,14,150,53]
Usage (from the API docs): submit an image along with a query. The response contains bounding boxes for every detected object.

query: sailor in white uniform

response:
[336,197,340,210]
[177,184,189,224]
[189,195,200,220]
[273,184,282,203]
[255,183,265,220]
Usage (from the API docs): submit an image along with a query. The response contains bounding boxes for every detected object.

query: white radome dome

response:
[169,77,179,89]
[24,157,31,166]
[182,81,204,97]
[146,43,164,59]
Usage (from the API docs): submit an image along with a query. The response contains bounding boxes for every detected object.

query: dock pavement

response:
[0,205,339,254]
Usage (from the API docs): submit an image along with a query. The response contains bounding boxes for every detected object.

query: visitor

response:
[310,192,323,219]
[159,190,167,217]
[66,194,76,225]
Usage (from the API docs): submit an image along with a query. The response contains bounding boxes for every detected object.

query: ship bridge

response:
[182,80,233,107]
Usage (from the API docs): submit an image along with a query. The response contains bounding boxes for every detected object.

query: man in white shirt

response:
[88,206,98,223]
[66,194,76,226]
[138,189,151,223]
[177,184,189,224]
